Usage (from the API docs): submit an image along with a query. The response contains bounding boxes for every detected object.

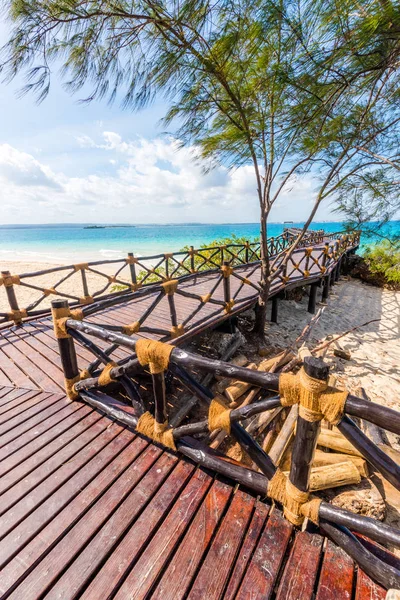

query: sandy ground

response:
[0,261,132,314]
[264,276,400,446]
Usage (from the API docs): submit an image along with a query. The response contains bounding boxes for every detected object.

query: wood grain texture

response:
[276,530,323,600]
[315,540,355,600]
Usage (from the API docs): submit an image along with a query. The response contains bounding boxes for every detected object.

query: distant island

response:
[84,225,136,229]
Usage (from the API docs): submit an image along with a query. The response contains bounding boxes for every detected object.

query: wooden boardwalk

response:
[0,384,387,599]
[0,241,347,392]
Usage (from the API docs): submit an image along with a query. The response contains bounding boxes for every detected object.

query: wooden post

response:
[308,282,319,314]
[222,260,231,305]
[288,357,329,493]
[1,270,22,325]
[152,371,168,427]
[190,246,195,273]
[322,275,330,301]
[81,269,89,298]
[335,258,341,282]
[271,295,279,323]
[127,253,137,286]
[245,241,249,264]
[51,299,79,399]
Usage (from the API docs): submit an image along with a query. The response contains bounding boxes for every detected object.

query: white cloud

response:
[0,132,328,224]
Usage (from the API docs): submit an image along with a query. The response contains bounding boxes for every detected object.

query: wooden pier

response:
[1,228,399,598]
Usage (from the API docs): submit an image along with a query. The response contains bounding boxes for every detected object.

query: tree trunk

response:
[253,207,270,336]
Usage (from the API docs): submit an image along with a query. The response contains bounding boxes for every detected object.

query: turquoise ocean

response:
[0,221,399,266]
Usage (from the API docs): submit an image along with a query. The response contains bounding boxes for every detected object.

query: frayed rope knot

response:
[136,412,176,450]
[135,339,174,374]
[122,321,140,335]
[208,398,232,433]
[279,368,348,425]
[267,469,321,526]
[51,306,84,339]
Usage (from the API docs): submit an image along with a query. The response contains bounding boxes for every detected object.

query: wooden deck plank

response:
[77,458,194,600]
[224,501,270,600]
[150,479,233,600]
[0,389,60,427]
[187,490,255,600]
[111,468,213,600]
[6,447,172,599]
[355,570,386,600]
[236,509,293,600]
[0,386,34,406]
[276,530,323,600]
[0,431,147,598]
[0,391,59,436]
[315,540,355,600]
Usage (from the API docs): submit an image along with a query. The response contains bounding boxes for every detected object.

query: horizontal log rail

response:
[51,293,399,591]
[0,229,359,327]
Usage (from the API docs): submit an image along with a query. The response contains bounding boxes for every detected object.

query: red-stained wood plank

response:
[112,468,213,600]
[0,404,95,481]
[78,458,195,600]
[0,340,34,389]
[0,406,95,496]
[0,398,83,461]
[151,479,233,600]
[315,540,355,600]
[7,450,175,600]
[355,570,386,600]
[187,490,255,600]
[0,386,34,407]
[0,396,72,451]
[0,419,125,543]
[0,391,62,434]
[236,508,293,600]
[0,431,147,598]
[276,530,323,600]
[224,501,270,600]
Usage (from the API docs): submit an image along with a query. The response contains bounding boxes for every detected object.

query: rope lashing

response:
[130,282,142,292]
[221,264,233,278]
[201,293,211,303]
[51,306,84,339]
[161,279,178,295]
[267,468,322,526]
[126,256,138,265]
[65,368,91,400]
[279,368,348,425]
[135,339,174,374]
[107,276,117,283]
[79,296,94,305]
[7,309,28,322]
[122,321,140,335]
[73,263,89,272]
[305,247,313,257]
[98,362,118,387]
[224,299,235,314]
[304,270,310,278]
[136,412,176,450]
[0,274,20,287]
[170,324,184,339]
[242,278,251,285]
[208,398,232,434]
[164,253,173,259]
[43,288,57,296]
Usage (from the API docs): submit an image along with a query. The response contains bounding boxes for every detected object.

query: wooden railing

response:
[0,229,359,327]
[50,290,400,591]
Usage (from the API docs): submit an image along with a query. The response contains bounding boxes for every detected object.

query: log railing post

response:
[245,241,249,264]
[81,269,90,299]
[1,270,22,325]
[288,357,329,493]
[127,253,137,286]
[152,371,168,429]
[51,299,80,400]
[222,260,231,306]
[190,246,195,273]
[322,274,330,301]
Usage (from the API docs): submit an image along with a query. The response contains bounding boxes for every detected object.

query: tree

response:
[2,0,399,334]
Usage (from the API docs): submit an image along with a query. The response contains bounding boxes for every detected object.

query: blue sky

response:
[0,20,340,225]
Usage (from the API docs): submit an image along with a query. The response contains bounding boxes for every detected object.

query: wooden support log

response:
[1,270,22,324]
[268,405,298,466]
[322,274,330,301]
[318,427,363,456]
[312,449,368,477]
[153,371,168,427]
[307,282,319,314]
[307,461,361,491]
[51,299,80,399]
